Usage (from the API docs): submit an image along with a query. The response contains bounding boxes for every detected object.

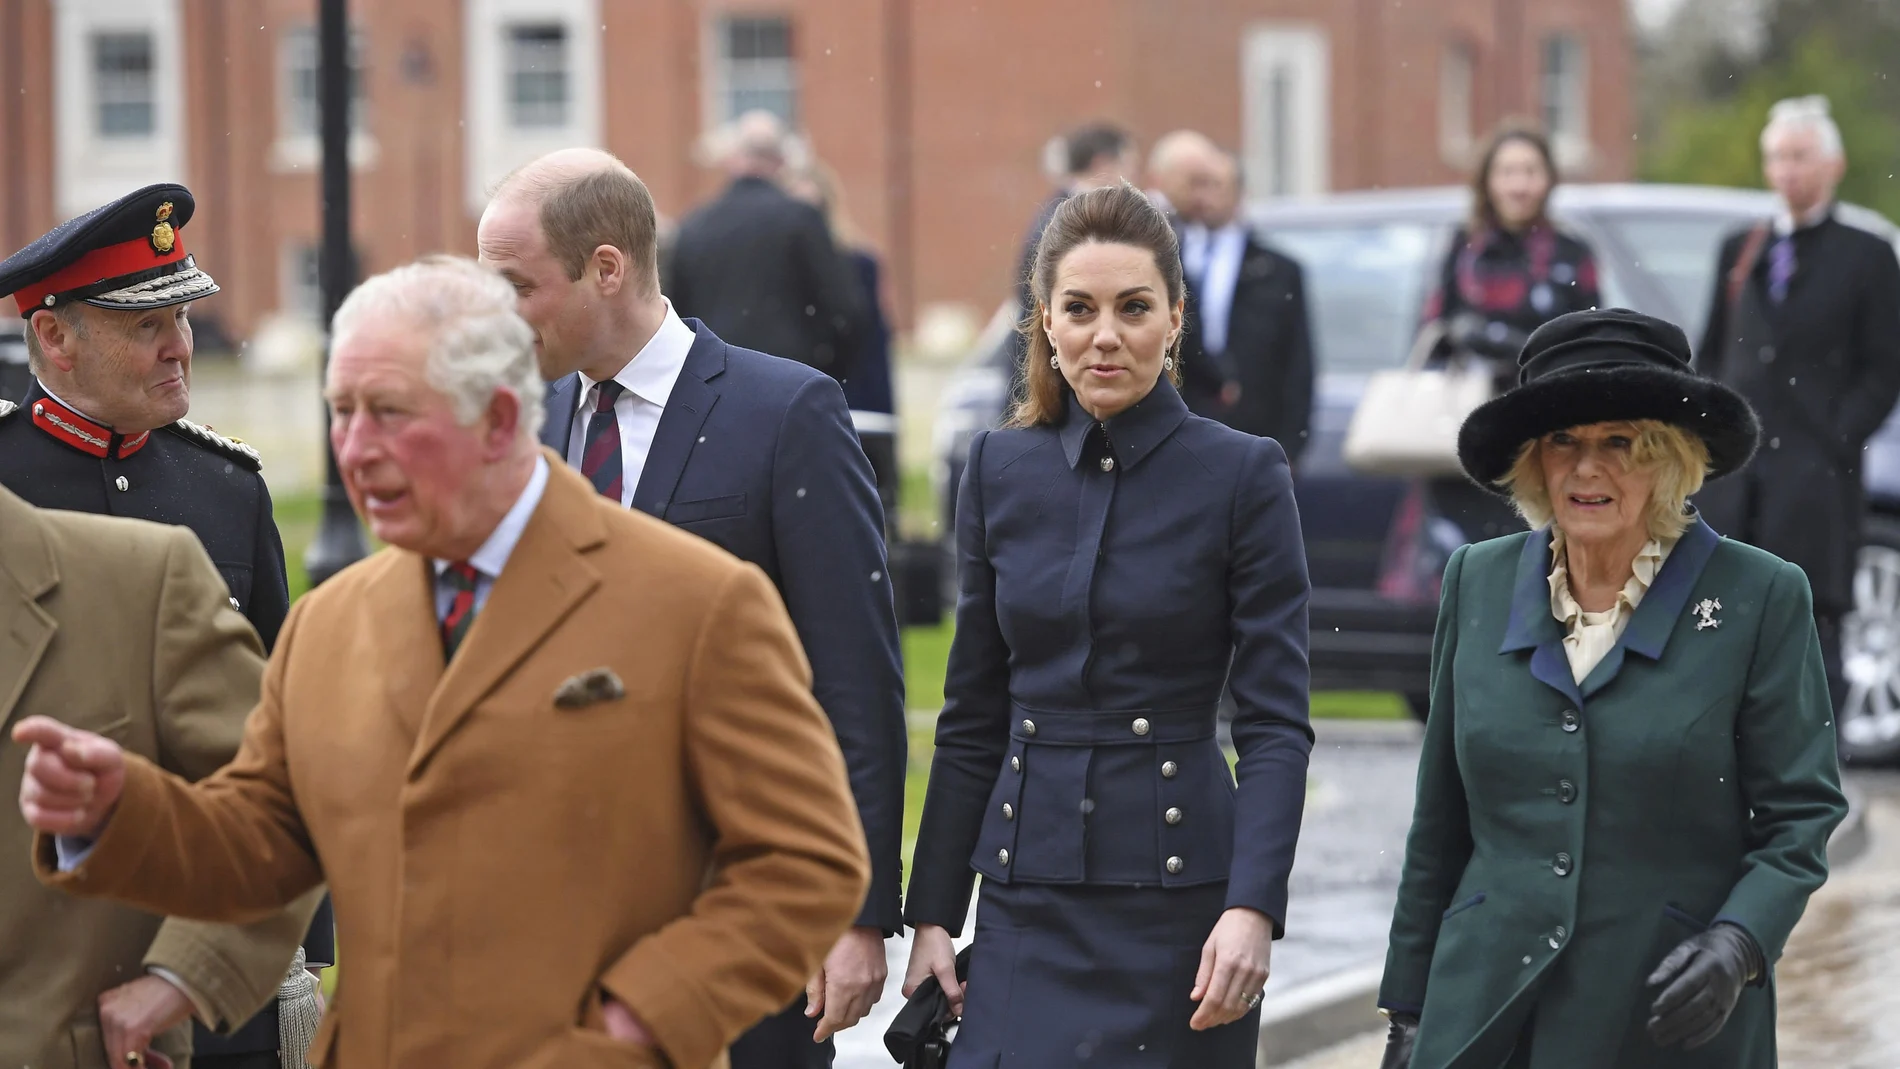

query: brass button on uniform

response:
[997,849,1010,866]
[1558,780,1577,804]
[1549,926,1567,948]
[1161,760,1178,779]
[1165,856,1184,875]
[1132,717,1151,736]
[1011,755,1022,773]
[1100,455,1115,472]
[114,476,129,492]
[1560,710,1581,733]
[1553,853,1573,877]
[1164,807,1183,826]
[1021,719,1037,737]
[1002,803,1014,821]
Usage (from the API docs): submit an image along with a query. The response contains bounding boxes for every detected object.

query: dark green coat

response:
[1380,518,1846,1068]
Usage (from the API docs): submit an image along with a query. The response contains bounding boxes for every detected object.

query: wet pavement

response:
[833,719,1422,1068]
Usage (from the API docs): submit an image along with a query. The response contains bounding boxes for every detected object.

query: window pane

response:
[726,17,791,61]
[1439,43,1473,160]
[282,26,367,138]
[93,32,154,138]
[508,24,568,129]
[1541,35,1585,139]
[1264,222,1441,374]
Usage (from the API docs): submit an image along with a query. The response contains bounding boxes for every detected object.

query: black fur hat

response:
[1457,307,1760,489]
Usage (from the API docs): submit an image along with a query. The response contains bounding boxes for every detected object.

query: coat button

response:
[1560,710,1581,733]
[997,849,1010,866]
[1165,855,1184,874]
[115,476,129,492]
[1550,926,1567,948]
[1553,853,1573,877]
[1021,719,1037,737]
[1164,807,1183,825]
[1161,760,1178,778]
[1132,717,1151,736]
[1100,455,1115,472]
[1002,803,1014,821]
[1558,780,1577,804]
[1011,755,1022,773]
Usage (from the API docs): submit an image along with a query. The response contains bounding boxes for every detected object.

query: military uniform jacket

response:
[1380,520,1847,1069]
[0,383,288,647]
[906,381,1314,933]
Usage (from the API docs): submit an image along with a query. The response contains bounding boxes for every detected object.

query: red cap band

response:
[14,232,191,316]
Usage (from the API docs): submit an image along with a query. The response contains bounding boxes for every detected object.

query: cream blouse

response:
[1548,528,1677,683]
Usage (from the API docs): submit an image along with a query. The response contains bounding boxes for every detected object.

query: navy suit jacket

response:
[542,320,907,932]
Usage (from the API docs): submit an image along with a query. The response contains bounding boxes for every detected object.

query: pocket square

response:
[554,668,626,709]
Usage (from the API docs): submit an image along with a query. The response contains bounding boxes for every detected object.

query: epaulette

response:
[164,418,262,472]
[0,399,16,420]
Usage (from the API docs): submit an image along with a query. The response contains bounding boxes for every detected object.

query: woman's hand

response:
[902,924,964,1018]
[1189,907,1273,1030]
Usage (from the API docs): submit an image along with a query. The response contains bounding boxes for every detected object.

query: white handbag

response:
[1342,321,1496,477]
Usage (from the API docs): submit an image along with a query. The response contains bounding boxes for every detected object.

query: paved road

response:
[834,719,1422,1068]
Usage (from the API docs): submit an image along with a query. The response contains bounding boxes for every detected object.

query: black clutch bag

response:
[883,946,974,1068]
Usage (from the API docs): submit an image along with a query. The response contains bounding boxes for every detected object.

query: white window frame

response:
[1241,23,1330,201]
[54,0,184,218]
[1542,32,1591,172]
[1439,40,1476,169]
[702,14,799,132]
[280,241,323,323]
[271,23,378,174]
[464,0,601,216]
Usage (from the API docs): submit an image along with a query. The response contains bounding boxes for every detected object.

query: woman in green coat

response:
[1378,308,1847,1069]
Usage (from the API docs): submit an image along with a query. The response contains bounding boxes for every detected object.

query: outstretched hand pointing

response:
[13,716,126,840]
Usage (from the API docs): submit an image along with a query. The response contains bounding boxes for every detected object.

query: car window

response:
[1264,221,1443,375]
[1592,213,1740,335]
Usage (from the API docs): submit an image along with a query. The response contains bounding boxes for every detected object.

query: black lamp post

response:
[303,0,367,587]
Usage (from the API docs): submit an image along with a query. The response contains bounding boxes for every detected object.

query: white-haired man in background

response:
[1696,95,1900,726]
[16,255,872,1069]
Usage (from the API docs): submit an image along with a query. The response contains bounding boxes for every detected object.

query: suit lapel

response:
[382,553,447,743]
[541,375,580,458]
[0,490,57,732]
[1579,517,1721,699]
[630,323,726,519]
[1498,528,1582,708]
[408,461,609,777]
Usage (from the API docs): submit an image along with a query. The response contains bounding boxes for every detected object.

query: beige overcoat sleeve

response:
[132,527,322,1031]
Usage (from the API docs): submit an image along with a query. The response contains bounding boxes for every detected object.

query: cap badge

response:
[150,201,177,255]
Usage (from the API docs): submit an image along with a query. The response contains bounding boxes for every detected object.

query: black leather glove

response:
[1646,922,1763,1049]
[1378,1012,1418,1069]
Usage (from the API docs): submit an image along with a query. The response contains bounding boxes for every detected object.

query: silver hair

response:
[329,255,545,439]
[1761,95,1844,159]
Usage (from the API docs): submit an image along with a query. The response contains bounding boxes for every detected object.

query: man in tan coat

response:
[0,479,317,1069]
[17,255,872,1069]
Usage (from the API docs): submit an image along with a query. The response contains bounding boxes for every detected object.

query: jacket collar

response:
[1501,515,1722,703]
[0,486,58,733]
[24,381,151,459]
[1056,378,1190,470]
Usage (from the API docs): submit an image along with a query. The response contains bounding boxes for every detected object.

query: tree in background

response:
[1640,0,1900,220]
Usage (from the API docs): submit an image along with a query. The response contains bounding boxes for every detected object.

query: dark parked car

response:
[932,183,1900,761]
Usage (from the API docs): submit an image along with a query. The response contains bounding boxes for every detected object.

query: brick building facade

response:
[0,0,1631,342]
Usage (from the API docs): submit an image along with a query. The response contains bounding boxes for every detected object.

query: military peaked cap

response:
[0,183,219,319]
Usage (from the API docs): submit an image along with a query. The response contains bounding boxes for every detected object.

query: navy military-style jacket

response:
[906,380,1314,934]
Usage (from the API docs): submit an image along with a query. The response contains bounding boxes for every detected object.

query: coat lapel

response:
[630,322,725,519]
[1498,527,1582,708]
[382,553,447,743]
[0,490,57,732]
[1578,517,1722,698]
[408,460,608,777]
[541,374,580,457]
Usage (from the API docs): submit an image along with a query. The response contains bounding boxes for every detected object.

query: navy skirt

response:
[949,880,1259,1068]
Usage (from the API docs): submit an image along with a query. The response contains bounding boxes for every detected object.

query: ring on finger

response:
[125,1054,144,1068]
[1244,990,1264,1009]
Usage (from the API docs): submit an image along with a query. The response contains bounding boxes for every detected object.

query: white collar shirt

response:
[1180,222,1249,356]
[564,300,697,508]
[431,454,549,620]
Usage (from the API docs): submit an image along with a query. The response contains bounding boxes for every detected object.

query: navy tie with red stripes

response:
[581,380,626,501]
[440,561,481,660]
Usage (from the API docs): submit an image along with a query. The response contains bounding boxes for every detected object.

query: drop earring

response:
[1050,355,1060,370]
[1163,356,1175,372]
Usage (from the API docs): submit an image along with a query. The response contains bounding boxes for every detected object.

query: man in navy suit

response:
[477,148,906,1068]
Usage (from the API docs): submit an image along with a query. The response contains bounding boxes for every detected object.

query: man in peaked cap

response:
[0,184,332,1067]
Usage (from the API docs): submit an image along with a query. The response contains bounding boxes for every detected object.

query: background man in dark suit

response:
[478,148,907,1069]
[1696,94,1900,712]
[667,111,866,380]
[1154,135,1315,462]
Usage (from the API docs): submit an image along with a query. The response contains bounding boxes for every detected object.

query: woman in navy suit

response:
[903,183,1314,1066]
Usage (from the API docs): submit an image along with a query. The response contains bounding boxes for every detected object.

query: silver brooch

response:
[1694,598,1723,631]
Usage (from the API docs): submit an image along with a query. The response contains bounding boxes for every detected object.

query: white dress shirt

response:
[565,300,697,508]
[1180,221,1249,356]
[431,454,550,620]
[1548,527,1677,683]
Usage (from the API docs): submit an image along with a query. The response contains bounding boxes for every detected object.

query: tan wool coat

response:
[0,485,318,1069]
[38,456,873,1069]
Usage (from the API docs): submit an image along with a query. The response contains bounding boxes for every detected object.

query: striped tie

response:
[581,380,626,501]
[1768,236,1796,305]
[440,561,481,660]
